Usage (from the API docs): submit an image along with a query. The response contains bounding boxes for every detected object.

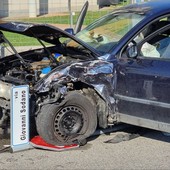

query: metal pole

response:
[68,0,73,28]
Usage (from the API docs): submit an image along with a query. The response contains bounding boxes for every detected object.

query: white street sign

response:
[10,85,31,152]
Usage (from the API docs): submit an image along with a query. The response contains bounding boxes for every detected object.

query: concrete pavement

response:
[0,127,170,170]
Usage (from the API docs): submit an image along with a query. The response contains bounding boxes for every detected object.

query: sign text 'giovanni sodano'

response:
[11,86,29,146]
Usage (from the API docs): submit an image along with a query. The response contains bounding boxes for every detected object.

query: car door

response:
[115,21,170,133]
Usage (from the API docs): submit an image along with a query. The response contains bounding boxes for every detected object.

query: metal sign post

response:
[68,0,73,28]
[10,85,32,152]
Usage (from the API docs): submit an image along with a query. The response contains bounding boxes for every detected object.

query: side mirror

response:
[126,43,138,58]
[64,28,75,35]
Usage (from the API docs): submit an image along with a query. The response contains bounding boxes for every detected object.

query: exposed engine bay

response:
[0,55,70,125]
[0,22,116,146]
[0,50,78,86]
[0,29,93,129]
[0,51,75,99]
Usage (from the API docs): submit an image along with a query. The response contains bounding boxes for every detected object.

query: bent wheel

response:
[36,92,97,146]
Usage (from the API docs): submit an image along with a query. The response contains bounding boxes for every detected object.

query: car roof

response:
[121,0,170,17]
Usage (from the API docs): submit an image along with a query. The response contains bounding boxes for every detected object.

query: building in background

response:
[0,0,150,19]
[0,0,98,18]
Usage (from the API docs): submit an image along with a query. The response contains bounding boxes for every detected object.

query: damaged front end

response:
[0,21,117,145]
[35,59,117,128]
[34,59,117,145]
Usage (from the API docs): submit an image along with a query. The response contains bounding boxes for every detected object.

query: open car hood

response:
[0,22,99,57]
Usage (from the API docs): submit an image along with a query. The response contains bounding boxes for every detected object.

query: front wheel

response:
[36,91,97,146]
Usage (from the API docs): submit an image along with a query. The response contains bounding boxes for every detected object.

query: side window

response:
[149,33,170,58]
[134,18,170,59]
[120,16,170,60]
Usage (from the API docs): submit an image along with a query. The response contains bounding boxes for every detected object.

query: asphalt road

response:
[0,125,170,170]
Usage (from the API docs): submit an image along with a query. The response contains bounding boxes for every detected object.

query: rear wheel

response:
[36,91,97,145]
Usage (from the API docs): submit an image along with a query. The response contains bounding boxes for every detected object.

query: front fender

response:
[35,60,116,103]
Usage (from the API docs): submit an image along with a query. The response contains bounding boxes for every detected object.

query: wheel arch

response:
[68,81,111,129]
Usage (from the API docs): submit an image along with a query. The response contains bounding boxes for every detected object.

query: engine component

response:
[0,81,12,100]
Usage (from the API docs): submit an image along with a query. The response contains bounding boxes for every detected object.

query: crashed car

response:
[1,0,170,146]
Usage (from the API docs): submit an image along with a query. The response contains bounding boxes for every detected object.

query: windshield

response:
[73,11,146,54]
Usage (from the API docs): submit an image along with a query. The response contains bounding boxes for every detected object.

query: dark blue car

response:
[0,0,170,146]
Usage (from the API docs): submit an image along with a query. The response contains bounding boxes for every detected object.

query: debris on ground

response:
[104,126,149,144]
[104,133,140,143]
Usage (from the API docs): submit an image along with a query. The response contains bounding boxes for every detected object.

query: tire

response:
[36,91,97,146]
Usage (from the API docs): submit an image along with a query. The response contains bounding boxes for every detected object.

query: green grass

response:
[3,1,130,46]
[3,32,41,46]
[4,10,111,46]
[19,10,110,25]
